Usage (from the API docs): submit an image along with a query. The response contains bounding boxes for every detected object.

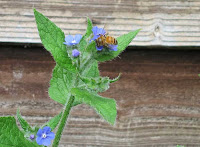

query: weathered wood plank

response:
[1,0,200,46]
[0,46,200,146]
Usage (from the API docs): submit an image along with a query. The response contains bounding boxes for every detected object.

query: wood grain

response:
[1,0,200,46]
[0,46,200,146]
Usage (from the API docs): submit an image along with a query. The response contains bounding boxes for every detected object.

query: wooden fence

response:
[1,0,200,147]
[1,0,200,46]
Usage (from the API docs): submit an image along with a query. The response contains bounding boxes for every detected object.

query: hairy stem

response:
[52,47,91,146]
[52,95,75,147]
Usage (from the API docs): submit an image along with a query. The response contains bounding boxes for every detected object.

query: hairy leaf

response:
[80,41,99,78]
[0,117,40,147]
[79,21,99,78]
[43,112,62,131]
[79,18,93,52]
[74,23,100,107]
[80,76,110,92]
[34,9,76,72]
[109,73,121,83]
[48,64,80,106]
[71,88,117,125]
[16,109,32,132]
[49,65,76,105]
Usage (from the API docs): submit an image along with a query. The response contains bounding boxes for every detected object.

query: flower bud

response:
[30,134,35,140]
[72,49,80,57]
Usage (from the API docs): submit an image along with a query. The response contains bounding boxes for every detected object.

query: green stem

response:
[52,48,88,146]
[52,95,75,147]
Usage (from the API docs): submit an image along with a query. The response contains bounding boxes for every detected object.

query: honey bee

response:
[95,34,118,48]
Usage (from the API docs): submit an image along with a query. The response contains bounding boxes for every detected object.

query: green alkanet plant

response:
[0,9,140,147]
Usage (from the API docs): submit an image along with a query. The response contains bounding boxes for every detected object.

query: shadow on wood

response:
[0,46,200,146]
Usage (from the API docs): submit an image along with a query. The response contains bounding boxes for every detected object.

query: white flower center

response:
[42,133,47,138]
[72,40,76,43]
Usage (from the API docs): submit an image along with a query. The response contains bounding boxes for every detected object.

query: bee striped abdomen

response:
[105,36,118,45]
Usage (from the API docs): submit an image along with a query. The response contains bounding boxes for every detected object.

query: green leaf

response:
[80,41,99,78]
[16,109,32,132]
[109,73,121,83]
[79,21,99,78]
[95,29,140,62]
[83,60,99,78]
[77,31,100,104]
[34,9,76,72]
[85,41,96,53]
[43,112,62,131]
[80,76,110,92]
[49,65,76,105]
[48,64,80,106]
[0,117,40,147]
[71,88,117,125]
[72,100,82,107]
[79,18,93,51]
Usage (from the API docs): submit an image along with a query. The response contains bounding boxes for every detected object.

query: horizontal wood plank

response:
[1,0,200,46]
[1,46,200,146]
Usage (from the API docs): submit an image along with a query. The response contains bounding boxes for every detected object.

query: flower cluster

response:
[63,26,118,54]
[63,34,82,57]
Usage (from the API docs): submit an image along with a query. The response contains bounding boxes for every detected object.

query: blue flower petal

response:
[63,42,69,45]
[64,35,74,46]
[91,35,99,41]
[98,28,106,35]
[43,126,51,133]
[92,26,98,35]
[92,26,106,36]
[42,138,52,146]
[36,129,43,137]
[74,34,82,43]
[36,136,43,145]
[46,132,55,140]
[96,46,103,51]
[108,45,118,51]
[91,26,106,41]
[64,34,82,46]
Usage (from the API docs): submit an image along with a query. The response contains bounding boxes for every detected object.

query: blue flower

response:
[108,44,118,51]
[91,26,106,41]
[72,49,80,57]
[36,126,55,146]
[91,26,106,51]
[64,34,82,46]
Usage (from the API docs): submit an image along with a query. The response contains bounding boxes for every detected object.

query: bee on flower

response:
[91,26,118,51]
